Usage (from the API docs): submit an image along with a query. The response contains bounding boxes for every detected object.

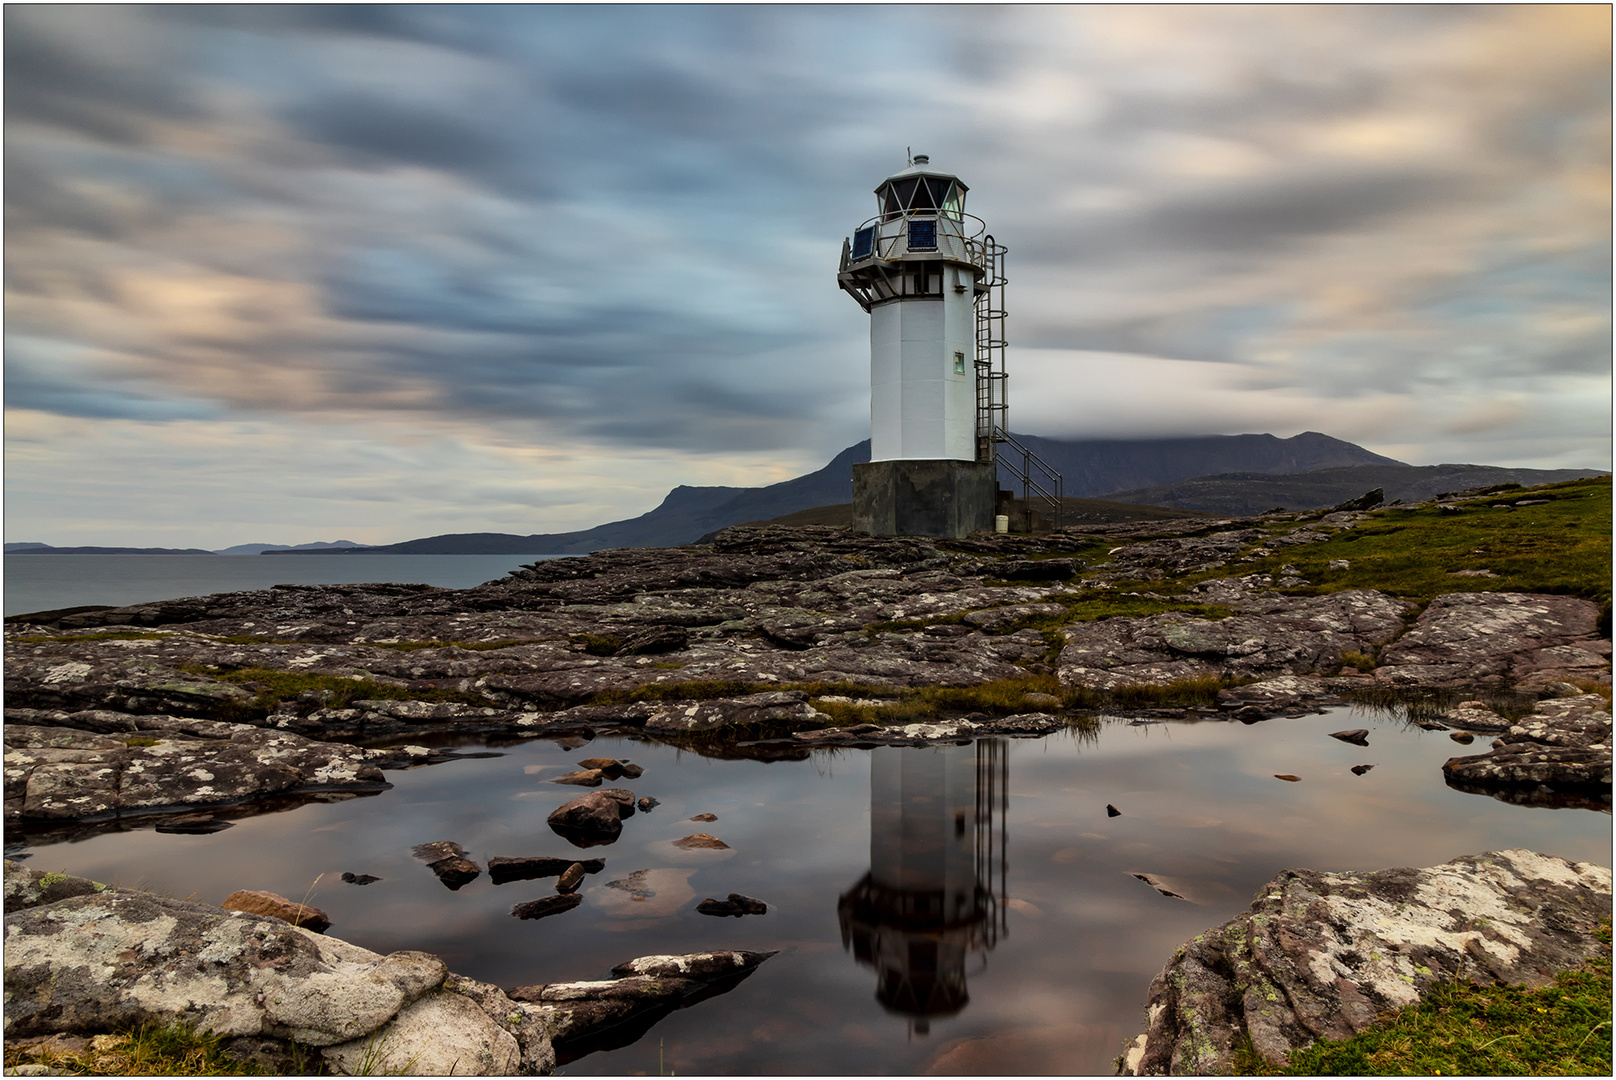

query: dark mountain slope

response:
[1103,464,1609,517]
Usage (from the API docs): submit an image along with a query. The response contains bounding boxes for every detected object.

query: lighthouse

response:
[838,154,1003,538]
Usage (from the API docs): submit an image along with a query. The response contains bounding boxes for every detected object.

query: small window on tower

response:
[954,351,966,373]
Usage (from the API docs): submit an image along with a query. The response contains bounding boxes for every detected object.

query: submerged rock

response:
[411,841,481,890]
[1117,849,1612,1076]
[511,893,584,921]
[696,893,767,917]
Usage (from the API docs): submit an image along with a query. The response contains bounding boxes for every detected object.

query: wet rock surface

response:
[4,860,776,1075]
[1118,850,1613,1076]
[1442,694,1612,803]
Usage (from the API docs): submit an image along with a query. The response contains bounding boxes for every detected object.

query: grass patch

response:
[570,632,622,656]
[1245,923,1612,1076]
[3,1020,268,1076]
[179,666,496,712]
[1247,477,1612,606]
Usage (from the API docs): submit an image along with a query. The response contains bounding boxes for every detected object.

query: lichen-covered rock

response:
[1443,694,1612,794]
[792,712,1063,746]
[3,716,388,825]
[1375,592,1608,687]
[1117,849,1612,1076]
[1058,590,1412,690]
[642,691,828,734]
[3,864,448,1047]
[3,862,553,1074]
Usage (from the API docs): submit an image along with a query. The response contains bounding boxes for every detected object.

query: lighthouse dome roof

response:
[875,154,969,194]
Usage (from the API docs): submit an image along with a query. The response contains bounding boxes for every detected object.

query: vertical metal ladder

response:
[974,237,1063,530]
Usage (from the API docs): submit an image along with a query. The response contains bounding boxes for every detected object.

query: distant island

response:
[7,432,1606,557]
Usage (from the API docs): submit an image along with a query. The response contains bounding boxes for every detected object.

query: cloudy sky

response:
[5,4,1610,547]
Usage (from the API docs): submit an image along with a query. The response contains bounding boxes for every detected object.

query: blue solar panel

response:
[852,227,874,260]
[908,220,936,249]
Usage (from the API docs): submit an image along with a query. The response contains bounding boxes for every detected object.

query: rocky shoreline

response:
[5,496,1610,1072]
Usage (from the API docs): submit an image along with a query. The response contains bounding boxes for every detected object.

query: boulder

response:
[547,788,636,846]
[321,988,520,1076]
[1117,850,1612,1076]
[220,889,331,933]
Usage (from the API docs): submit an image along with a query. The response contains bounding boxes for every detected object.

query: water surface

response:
[2,553,566,616]
[14,708,1607,1075]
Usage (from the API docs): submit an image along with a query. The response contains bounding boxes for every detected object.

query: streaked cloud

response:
[5,4,1608,545]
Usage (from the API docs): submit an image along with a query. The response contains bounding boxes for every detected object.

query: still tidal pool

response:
[16,708,1609,1075]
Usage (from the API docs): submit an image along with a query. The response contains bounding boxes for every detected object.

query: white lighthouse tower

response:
[838,154,1002,537]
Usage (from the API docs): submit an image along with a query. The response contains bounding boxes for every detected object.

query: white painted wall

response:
[869,288,976,461]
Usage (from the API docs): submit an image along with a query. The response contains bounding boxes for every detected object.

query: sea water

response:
[2,553,571,617]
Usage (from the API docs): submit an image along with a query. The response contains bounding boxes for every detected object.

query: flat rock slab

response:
[488,855,605,884]
[3,716,389,825]
[1058,590,1412,691]
[1375,592,1608,687]
[643,691,828,734]
[793,712,1062,746]
[1118,849,1612,1076]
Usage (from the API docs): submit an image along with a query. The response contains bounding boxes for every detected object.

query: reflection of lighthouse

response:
[837,741,1008,1032]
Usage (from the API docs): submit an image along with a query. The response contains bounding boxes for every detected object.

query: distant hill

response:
[3,543,216,555]
[214,540,365,555]
[1006,431,1404,496]
[349,432,1413,554]
[1103,464,1610,517]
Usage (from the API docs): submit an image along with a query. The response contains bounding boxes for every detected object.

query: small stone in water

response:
[512,893,583,920]
[340,871,382,885]
[1274,774,1302,782]
[1350,765,1375,776]
[674,833,731,850]
[1328,729,1370,746]
[690,813,717,822]
[1106,804,1121,817]
[1449,732,1475,744]
[556,863,586,894]
[637,796,659,812]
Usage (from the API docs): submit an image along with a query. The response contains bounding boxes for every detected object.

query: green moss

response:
[569,633,622,656]
[120,737,161,748]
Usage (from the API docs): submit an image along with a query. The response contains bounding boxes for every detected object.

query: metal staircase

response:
[973,237,1063,530]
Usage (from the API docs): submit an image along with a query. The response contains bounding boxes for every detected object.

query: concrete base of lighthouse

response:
[852,460,997,539]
